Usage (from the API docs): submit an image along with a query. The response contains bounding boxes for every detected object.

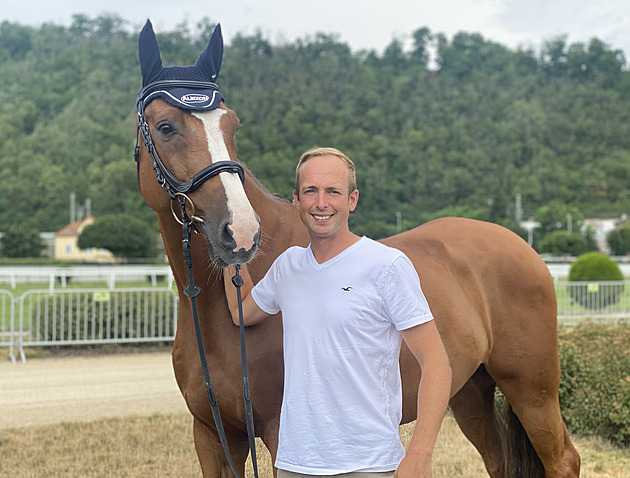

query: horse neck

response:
[243,169,309,281]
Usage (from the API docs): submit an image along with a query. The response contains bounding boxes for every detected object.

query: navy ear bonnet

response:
[137,20,224,111]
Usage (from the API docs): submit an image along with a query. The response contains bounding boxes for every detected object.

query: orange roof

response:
[55,215,96,237]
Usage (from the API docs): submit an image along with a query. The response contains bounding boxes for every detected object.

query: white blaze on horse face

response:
[192,109,259,252]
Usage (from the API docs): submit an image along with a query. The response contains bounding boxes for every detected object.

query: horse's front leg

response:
[193,417,249,478]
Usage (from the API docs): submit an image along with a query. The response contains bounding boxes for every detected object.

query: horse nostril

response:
[220,222,236,250]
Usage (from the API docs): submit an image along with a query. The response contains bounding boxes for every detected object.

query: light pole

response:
[520,219,541,247]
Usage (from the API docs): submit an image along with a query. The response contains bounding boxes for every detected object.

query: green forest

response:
[1,14,630,248]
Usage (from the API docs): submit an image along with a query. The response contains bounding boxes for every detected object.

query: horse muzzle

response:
[202,217,261,268]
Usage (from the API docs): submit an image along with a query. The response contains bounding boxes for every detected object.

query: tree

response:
[410,27,432,67]
[0,22,33,61]
[534,201,584,235]
[0,224,44,258]
[77,214,156,259]
[1,16,630,235]
[607,225,630,255]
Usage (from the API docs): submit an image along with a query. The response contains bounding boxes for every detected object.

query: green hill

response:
[1,14,629,241]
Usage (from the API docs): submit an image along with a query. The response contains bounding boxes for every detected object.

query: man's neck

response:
[310,231,361,264]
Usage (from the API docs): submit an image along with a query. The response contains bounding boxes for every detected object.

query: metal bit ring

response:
[171,192,203,225]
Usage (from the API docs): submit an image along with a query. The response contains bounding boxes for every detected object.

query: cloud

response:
[3,0,629,58]
[497,0,630,53]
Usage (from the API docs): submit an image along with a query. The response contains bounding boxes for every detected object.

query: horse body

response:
[387,217,557,402]
[135,21,579,478]
[386,219,576,476]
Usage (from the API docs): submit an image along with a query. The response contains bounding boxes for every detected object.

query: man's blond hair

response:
[294,147,357,197]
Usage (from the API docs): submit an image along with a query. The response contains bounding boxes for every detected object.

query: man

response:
[225,147,452,478]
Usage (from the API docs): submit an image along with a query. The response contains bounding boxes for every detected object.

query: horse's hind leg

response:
[497,371,580,478]
[487,330,581,478]
[449,365,506,477]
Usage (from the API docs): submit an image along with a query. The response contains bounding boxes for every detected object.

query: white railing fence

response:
[0,265,173,290]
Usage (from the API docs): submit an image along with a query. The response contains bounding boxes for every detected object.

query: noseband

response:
[134,80,258,478]
[134,80,245,200]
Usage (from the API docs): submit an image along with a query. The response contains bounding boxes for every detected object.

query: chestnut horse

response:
[135,21,580,478]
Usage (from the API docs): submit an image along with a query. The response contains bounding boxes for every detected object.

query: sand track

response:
[0,351,188,430]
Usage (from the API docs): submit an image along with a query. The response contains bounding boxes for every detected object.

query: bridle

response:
[135,80,245,201]
[135,80,259,478]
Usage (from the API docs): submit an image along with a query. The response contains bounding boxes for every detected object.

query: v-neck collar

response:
[306,236,368,270]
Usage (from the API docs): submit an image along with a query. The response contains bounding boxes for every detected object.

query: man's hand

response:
[223,264,272,326]
[395,449,432,478]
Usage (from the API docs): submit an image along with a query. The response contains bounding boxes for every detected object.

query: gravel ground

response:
[0,349,188,430]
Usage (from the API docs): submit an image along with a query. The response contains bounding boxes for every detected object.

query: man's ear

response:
[349,189,359,212]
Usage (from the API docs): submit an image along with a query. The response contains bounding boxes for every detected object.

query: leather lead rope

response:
[180,199,258,478]
[233,264,259,478]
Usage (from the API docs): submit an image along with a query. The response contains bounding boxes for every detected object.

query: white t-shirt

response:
[251,236,434,475]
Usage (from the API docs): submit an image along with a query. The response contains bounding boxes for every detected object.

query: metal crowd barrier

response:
[3,281,630,364]
[0,290,16,363]
[11,288,178,363]
[556,280,630,326]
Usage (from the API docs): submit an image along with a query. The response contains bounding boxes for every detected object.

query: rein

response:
[135,84,258,478]
[180,199,258,478]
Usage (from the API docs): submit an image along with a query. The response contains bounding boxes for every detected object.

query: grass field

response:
[0,413,628,477]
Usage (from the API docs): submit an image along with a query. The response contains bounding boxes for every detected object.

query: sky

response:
[3,1,629,60]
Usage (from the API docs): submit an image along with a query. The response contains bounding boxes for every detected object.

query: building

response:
[54,215,116,263]
[583,218,618,254]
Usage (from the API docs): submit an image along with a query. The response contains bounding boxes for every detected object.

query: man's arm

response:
[223,265,273,326]
[396,320,452,478]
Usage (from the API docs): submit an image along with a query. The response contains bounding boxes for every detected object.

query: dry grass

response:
[0,414,628,477]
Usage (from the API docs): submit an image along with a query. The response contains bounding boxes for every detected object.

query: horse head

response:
[135,20,261,268]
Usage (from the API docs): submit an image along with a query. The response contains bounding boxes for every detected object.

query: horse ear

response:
[138,20,163,86]
[194,23,223,82]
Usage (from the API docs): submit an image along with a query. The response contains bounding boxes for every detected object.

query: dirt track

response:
[0,350,188,430]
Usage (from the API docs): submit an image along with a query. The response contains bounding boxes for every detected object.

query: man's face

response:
[293,155,358,240]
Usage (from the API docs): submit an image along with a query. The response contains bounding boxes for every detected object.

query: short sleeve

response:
[382,254,434,331]
[251,258,282,315]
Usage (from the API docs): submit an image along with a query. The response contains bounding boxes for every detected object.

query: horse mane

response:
[241,161,293,205]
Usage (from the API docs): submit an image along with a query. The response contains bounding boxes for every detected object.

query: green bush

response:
[558,324,630,446]
[35,292,176,342]
[567,252,624,308]
[539,230,588,256]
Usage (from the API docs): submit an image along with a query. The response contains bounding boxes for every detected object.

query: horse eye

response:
[157,122,174,136]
